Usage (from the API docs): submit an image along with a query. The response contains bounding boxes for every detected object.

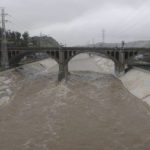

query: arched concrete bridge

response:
[0,46,150,81]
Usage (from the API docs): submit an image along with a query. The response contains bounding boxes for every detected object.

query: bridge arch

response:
[68,53,115,74]
[66,50,119,65]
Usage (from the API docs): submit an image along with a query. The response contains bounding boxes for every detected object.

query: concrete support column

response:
[64,63,69,81]
[58,50,69,82]
[58,63,65,81]
[115,50,125,76]
[115,62,125,77]
[58,63,69,82]
[119,50,125,64]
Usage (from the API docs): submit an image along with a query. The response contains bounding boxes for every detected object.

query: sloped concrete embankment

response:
[120,68,150,105]
[0,69,20,106]
[0,59,58,106]
[91,55,150,106]
[17,58,58,78]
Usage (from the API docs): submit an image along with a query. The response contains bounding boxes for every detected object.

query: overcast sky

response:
[1,0,150,46]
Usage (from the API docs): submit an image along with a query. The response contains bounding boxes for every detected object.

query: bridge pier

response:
[58,63,69,82]
[58,50,69,82]
[115,50,126,76]
[58,63,65,81]
[115,63,125,77]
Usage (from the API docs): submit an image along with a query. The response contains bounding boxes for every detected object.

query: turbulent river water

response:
[0,54,150,150]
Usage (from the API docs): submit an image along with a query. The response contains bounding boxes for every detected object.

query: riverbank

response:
[120,68,150,105]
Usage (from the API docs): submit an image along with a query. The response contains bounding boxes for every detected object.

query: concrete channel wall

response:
[120,68,150,105]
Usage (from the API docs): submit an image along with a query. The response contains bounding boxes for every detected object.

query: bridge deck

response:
[4,47,150,53]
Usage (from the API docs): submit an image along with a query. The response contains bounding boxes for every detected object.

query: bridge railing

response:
[0,46,149,53]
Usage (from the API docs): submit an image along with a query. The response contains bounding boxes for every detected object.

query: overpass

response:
[0,46,150,81]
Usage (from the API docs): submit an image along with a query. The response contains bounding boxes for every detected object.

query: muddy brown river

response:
[0,71,150,150]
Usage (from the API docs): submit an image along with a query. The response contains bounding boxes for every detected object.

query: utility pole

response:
[1,8,9,68]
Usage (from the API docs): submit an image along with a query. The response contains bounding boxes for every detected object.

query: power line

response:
[6,7,34,31]
[10,21,30,32]
[8,15,33,31]
[116,0,149,36]
[124,9,150,34]
[108,0,143,38]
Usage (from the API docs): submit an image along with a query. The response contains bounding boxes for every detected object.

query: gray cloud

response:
[1,0,150,45]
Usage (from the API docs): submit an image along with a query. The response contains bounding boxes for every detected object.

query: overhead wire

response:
[4,7,34,33]
[8,15,32,32]
[116,0,149,37]
[113,0,143,30]
[2,2,150,43]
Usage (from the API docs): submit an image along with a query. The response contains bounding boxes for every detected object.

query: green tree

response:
[15,32,21,46]
[22,31,29,46]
